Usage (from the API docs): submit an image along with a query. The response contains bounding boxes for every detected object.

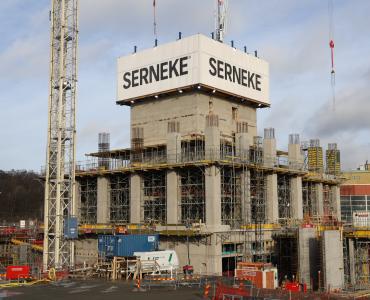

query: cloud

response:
[1,0,370,171]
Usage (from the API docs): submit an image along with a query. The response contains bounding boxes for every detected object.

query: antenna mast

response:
[215,0,228,42]
[43,0,78,271]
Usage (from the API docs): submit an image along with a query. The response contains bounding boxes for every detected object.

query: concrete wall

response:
[322,230,344,290]
[131,93,257,146]
[298,228,319,290]
[75,239,98,266]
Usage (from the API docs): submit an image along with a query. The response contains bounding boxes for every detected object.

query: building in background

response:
[341,162,370,224]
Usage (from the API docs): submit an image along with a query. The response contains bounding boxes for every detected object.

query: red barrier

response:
[6,265,30,280]
[213,282,251,300]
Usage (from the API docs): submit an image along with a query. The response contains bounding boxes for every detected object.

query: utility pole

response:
[43,0,78,271]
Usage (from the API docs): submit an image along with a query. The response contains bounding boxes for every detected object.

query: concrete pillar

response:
[166,170,179,224]
[263,128,276,167]
[205,114,220,160]
[167,132,181,163]
[288,134,303,170]
[331,185,341,221]
[130,174,141,224]
[266,174,279,223]
[291,176,303,220]
[316,183,324,216]
[205,165,221,227]
[97,177,110,224]
[74,180,81,220]
[235,132,251,161]
[207,234,223,275]
[241,169,251,223]
[348,239,356,286]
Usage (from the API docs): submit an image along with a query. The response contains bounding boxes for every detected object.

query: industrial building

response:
[73,34,347,290]
[340,164,370,291]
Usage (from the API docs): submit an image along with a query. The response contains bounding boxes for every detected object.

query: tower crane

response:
[215,0,229,42]
[43,0,78,271]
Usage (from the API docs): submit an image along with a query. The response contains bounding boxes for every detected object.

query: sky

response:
[0,0,369,172]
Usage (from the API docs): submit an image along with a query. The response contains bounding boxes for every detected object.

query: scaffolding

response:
[323,184,335,217]
[221,167,242,228]
[181,135,205,162]
[142,171,166,224]
[302,181,318,218]
[109,174,130,224]
[354,240,370,290]
[277,175,291,222]
[179,168,205,224]
[307,139,324,173]
[326,143,341,176]
[80,178,97,224]
[98,132,110,169]
[274,231,298,284]
[249,136,266,262]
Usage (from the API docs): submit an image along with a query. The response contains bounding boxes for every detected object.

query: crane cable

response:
[328,0,336,111]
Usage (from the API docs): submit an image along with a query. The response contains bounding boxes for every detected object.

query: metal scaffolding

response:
[142,171,166,224]
[302,181,318,217]
[179,168,205,224]
[181,135,205,162]
[323,184,335,217]
[354,240,370,289]
[277,175,291,221]
[43,0,78,271]
[79,178,97,224]
[249,136,266,262]
[109,174,130,224]
[221,167,242,228]
[343,238,370,291]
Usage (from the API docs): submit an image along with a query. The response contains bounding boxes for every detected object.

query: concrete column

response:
[316,183,324,216]
[207,234,223,275]
[291,176,303,220]
[288,134,303,170]
[348,239,356,286]
[331,185,341,221]
[241,169,251,223]
[130,174,141,224]
[235,133,251,161]
[205,165,221,227]
[167,132,181,163]
[266,174,279,223]
[166,170,179,224]
[74,180,81,220]
[205,115,220,160]
[263,128,276,168]
[97,177,110,224]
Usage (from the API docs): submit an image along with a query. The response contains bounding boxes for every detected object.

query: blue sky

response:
[0,0,369,171]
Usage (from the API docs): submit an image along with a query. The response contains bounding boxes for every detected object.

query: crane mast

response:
[43,0,78,271]
[215,0,228,42]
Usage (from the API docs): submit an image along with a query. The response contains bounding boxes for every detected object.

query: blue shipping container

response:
[98,235,117,257]
[116,234,159,257]
[63,217,78,239]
